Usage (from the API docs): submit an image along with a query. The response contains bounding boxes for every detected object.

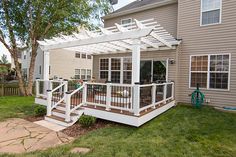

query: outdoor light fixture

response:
[169,59,175,64]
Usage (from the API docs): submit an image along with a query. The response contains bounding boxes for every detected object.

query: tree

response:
[0,66,9,83]
[0,54,9,64]
[0,0,111,96]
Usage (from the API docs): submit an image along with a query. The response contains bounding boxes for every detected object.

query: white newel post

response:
[133,83,140,116]
[152,83,156,108]
[106,82,111,111]
[171,82,174,100]
[46,90,52,116]
[163,83,167,104]
[83,81,87,106]
[65,92,71,122]
[132,39,141,116]
[64,80,68,93]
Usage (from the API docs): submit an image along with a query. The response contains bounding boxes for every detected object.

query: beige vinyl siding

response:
[177,0,236,106]
[105,3,178,38]
[93,50,177,83]
[49,49,93,79]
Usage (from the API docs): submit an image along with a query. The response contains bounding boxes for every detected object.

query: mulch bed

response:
[24,116,44,122]
[62,119,113,137]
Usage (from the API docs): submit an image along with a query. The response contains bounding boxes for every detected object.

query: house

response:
[21,48,92,81]
[34,0,236,127]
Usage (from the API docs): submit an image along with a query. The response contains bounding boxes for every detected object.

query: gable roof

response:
[103,0,177,20]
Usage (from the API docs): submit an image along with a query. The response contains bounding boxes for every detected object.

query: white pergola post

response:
[43,51,50,95]
[131,39,141,85]
[43,51,50,80]
[132,39,141,116]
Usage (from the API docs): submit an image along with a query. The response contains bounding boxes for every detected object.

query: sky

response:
[0,0,136,63]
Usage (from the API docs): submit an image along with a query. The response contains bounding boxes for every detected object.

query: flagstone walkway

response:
[0,118,73,154]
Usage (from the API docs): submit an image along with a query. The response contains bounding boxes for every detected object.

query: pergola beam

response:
[39,27,153,51]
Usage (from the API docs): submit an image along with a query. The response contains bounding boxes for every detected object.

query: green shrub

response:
[34,105,47,117]
[78,115,96,127]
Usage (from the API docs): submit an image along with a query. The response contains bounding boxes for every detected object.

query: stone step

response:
[52,109,78,119]
[45,115,73,127]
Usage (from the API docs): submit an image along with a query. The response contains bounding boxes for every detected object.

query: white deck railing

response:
[139,82,174,113]
[35,79,68,116]
[36,80,175,121]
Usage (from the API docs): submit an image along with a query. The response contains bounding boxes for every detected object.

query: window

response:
[75,69,80,79]
[209,55,229,89]
[39,66,41,75]
[87,69,91,80]
[201,0,221,25]
[121,18,132,27]
[190,54,230,90]
[111,58,121,83]
[87,55,92,59]
[24,55,26,60]
[82,54,86,59]
[123,58,132,84]
[81,69,86,80]
[75,52,80,58]
[22,68,27,80]
[100,59,109,80]
[99,57,132,84]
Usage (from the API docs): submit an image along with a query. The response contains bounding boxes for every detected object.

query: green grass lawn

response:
[0,97,236,157]
[0,96,35,121]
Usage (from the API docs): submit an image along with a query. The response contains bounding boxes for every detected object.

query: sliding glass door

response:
[140,60,167,84]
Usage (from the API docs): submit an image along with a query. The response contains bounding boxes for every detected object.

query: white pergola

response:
[38,18,181,84]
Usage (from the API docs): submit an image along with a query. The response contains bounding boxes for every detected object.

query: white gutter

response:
[103,0,177,20]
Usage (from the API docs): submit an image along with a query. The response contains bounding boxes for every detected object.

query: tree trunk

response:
[13,54,26,96]
[25,43,38,96]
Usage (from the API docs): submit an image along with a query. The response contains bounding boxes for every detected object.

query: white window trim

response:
[99,57,132,84]
[189,53,231,91]
[121,18,132,25]
[200,0,222,26]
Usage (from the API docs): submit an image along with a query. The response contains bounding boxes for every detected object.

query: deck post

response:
[65,92,71,122]
[133,82,140,116]
[152,83,156,108]
[63,80,68,100]
[46,90,52,116]
[163,83,167,104]
[83,81,87,106]
[171,82,174,100]
[106,82,111,111]
[132,39,141,85]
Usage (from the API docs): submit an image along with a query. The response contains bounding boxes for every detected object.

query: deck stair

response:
[45,103,84,127]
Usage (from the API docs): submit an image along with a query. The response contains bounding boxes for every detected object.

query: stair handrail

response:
[51,81,67,93]
[65,84,85,122]
[69,84,85,96]
[46,81,68,117]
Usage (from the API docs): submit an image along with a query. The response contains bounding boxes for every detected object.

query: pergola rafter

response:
[38,18,181,54]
